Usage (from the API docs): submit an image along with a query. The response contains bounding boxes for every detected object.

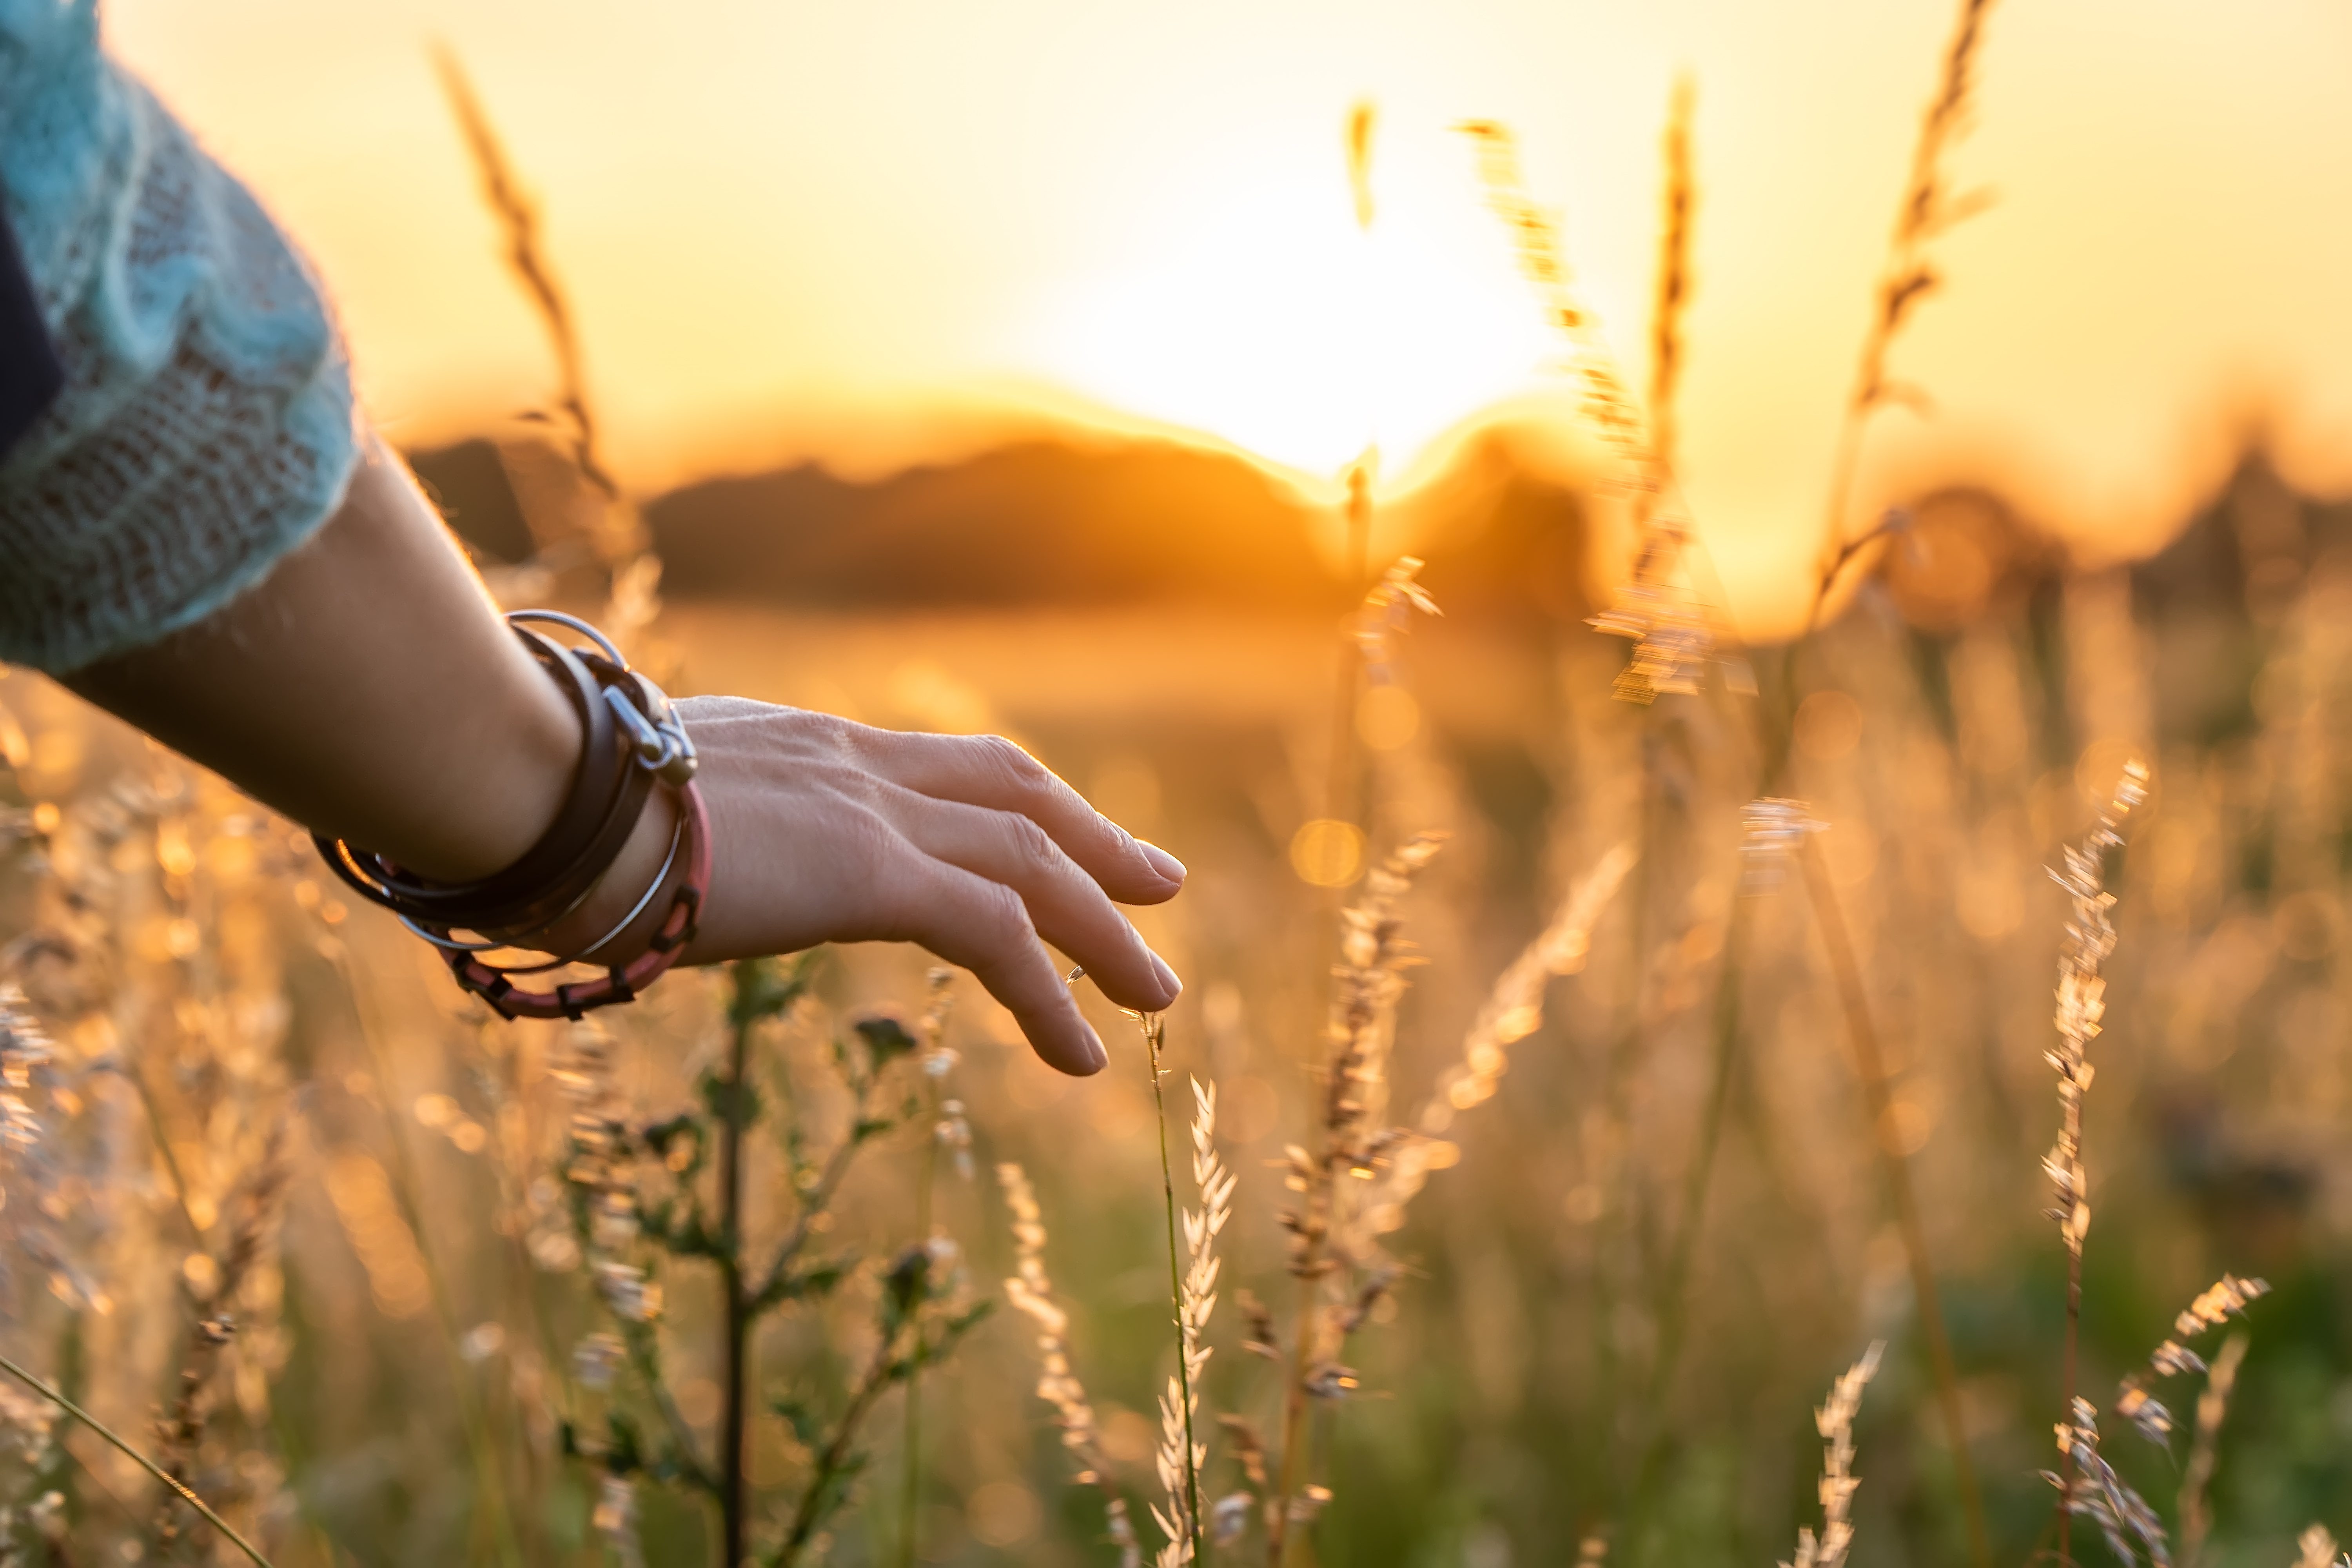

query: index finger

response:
[866,731,1185,905]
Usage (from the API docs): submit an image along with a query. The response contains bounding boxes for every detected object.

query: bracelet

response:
[317,613,693,937]
[312,610,705,1018]
[445,779,710,1022]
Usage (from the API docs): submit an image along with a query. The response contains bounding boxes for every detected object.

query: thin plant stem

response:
[1795,834,1991,1568]
[1268,1272,1316,1567]
[720,995,754,1568]
[2058,1243,2079,1568]
[0,1347,274,1568]
[1648,77,1695,485]
[619,1318,717,1494]
[2178,1332,2249,1568]
[899,1069,943,1568]
[1146,1014,1206,1564]
[778,1325,904,1565]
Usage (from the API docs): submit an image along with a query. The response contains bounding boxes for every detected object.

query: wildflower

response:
[572,1332,624,1391]
[592,1472,647,1568]
[592,1261,661,1324]
[1209,1492,1251,1546]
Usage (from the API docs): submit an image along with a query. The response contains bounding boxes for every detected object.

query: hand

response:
[594,699,1185,1076]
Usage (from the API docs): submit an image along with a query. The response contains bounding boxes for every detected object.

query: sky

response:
[105,0,2352,635]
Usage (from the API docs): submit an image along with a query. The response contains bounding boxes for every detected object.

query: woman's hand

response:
[65,441,1181,1076]
[673,700,1182,1075]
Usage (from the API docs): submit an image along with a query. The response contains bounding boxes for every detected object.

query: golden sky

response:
[107,0,2352,634]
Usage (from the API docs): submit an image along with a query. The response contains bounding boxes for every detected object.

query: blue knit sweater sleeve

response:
[0,0,358,674]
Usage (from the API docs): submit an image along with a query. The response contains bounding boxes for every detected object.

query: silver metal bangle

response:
[396,808,686,972]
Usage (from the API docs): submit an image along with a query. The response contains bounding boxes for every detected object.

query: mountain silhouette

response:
[408,426,1601,622]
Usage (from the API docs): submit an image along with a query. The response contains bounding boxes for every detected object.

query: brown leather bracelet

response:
[446,779,712,1022]
[318,612,696,935]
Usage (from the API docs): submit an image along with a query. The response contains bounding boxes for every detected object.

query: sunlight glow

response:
[1035,143,1554,480]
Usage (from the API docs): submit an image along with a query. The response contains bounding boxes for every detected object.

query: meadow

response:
[3,2,2352,1565]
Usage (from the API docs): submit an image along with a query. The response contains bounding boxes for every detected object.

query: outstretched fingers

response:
[887,855,1110,1076]
[891,791,1179,1015]
[869,732,1185,906]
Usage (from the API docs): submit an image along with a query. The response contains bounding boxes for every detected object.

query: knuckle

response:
[971,879,1036,944]
[972,734,1047,788]
[1003,814,1056,870]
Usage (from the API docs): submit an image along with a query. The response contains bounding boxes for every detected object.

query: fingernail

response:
[1150,953,1183,1002]
[1081,1025,1109,1074]
[1140,841,1187,883]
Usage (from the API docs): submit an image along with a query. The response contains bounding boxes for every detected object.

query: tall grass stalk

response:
[998,1163,1144,1564]
[1648,78,1695,485]
[2178,1333,2249,1568]
[432,42,662,652]
[899,970,957,1568]
[1266,834,1444,1565]
[0,1348,274,1568]
[1779,1342,1884,1568]
[1813,0,1999,609]
[716,972,757,1568]
[2044,761,2148,1564]
[1142,1012,1207,1564]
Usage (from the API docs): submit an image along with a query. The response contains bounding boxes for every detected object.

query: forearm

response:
[56,430,1182,1074]
[64,436,579,884]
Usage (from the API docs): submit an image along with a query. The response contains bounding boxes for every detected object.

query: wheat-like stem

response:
[2114,1273,2270,1448]
[1267,835,1444,1564]
[2045,760,2149,1564]
[430,44,617,504]
[1151,1075,1234,1566]
[1142,1013,1207,1565]
[1648,78,1696,485]
[2053,1397,2168,1567]
[1779,1342,1884,1568]
[1421,841,1637,1132]
[1813,0,1999,612]
[150,1121,291,1554]
[1458,118,1714,704]
[999,1163,1144,1565]
[431,42,664,656]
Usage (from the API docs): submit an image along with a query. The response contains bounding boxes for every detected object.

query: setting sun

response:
[100,0,2352,628]
[1033,121,1557,479]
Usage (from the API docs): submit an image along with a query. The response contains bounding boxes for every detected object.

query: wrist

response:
[531,782,684,966]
